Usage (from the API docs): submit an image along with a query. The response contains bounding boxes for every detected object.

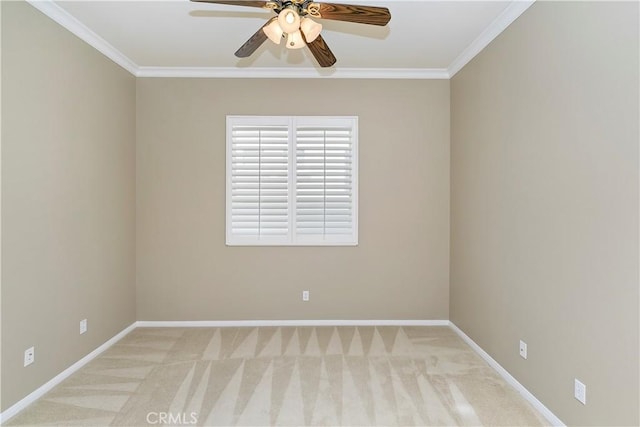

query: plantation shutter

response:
[295,118,357,244]
[226,116,357,246]
[227,118,290,244]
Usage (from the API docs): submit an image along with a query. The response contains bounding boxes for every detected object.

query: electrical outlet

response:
[24,347,35,367]
[519,340,527,359]
[302,290,310,302]
[574,379,586,404]
[80,319,88,335]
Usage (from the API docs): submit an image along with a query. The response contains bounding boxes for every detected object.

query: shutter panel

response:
[227,116,357,246]
[295,122,355,242]
[229,123,289,243]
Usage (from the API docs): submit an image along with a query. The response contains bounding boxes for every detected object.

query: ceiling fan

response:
[190,0,391,67]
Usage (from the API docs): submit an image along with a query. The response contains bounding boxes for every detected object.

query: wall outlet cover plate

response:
[24,347,35,367]
[519,340,527,359]
[574,379,586,404]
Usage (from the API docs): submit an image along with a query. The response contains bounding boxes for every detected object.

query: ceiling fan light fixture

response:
[193,0,390,68]
[286,30,306,49]
[278,7,301,34]
[263,18,283,44]
[300,17,322,43]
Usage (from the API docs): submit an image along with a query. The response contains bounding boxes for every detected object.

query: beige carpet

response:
[7,326,547,426]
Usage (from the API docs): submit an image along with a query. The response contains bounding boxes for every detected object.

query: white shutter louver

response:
[295,124,355,242]
[229,122,289,243]
[227,116,357,246]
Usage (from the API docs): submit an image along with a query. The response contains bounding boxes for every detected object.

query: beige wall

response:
[3,0,638,423]
[0,1,4,414]
[1,1,136,410]
[450,2,639,426]
[136,78,450,321]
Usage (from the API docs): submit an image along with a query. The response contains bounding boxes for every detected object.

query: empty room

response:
[1,0,638,426]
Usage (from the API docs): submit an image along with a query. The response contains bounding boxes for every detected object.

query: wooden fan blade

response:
[305,34,336,68]
[315,3,390,26]
[190,0,270,9]
[235,22,269,57]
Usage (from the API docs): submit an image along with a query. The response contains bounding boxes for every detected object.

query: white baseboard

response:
[449,322,565,427]
[135,319,450,328]
[1,319,563,427]
[0,322,137,425]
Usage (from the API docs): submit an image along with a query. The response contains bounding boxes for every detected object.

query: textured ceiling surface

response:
[54,0,515,70]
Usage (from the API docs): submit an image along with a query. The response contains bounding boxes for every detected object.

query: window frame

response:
[226,115,358,247]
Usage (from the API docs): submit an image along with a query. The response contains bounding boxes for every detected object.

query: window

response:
[226,116,358,246]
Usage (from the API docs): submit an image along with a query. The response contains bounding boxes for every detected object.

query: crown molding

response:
[26,0,138,75]
[27,0,535,80]
[135,66,450,79]
[25,0,450,79]
[447,0,535,77]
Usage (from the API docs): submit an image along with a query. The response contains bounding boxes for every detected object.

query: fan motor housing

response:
[267,0,318,17]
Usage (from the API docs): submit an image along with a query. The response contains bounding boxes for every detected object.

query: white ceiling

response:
[31,0,534,78]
